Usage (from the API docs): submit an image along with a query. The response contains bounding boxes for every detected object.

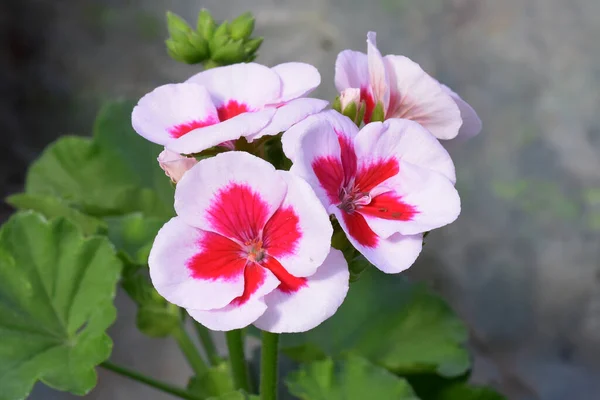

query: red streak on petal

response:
[217,100,250,121]
[169,116,219,138]
[263,206,302,257]
[342,211,379,248]
[337,132,357,184]
[359,192,418,221]
[312,156,344,204]
[231,263,265,306]
[360,86,375,124]
[206,183,270,243]
[187,231,246,280]
[262,256,307,294]
[355,158,399,192]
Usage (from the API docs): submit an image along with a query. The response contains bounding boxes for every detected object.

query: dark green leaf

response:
[286,354,419,400]
[0,212,121,399]
[281,343,327,363]
[6,193,106,236]
[105,213,163,265]
[435,383,506,400]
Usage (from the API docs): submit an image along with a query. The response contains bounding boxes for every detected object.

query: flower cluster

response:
[132,31,480,333]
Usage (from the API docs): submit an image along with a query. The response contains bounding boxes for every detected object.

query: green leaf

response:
[0,212,121,399]
[278,268,470,377]
[206,392,258,400]
[105,213,163,265]
[6,193,106,236]
[188,361,235,399]
[435,384,506,400]
[281,343,327,363]
[286,354,419,400]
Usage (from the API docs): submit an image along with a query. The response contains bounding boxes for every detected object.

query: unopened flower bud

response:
[211,39,246,64]
[197,9,216,40]
[339,88,361,111]
[158,149,198,183]
[166,11,192,37]
[230,12,255,40]
[370,101,385,122]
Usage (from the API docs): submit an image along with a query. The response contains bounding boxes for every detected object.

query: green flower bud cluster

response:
[332,96,367,126]
[165,9,263,67]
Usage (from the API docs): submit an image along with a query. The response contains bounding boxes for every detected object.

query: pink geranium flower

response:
[132,62,328,154]
[336,32,482,140]
[286,112,460,273]
[149,151,349,332]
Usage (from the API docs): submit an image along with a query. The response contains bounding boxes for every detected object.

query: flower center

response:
[338,183,371,214]
[244,239,266,263]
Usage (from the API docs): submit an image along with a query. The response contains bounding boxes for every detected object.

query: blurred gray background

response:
[2,0,600,399]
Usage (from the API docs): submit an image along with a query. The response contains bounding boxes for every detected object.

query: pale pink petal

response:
[132,83,218,146]
[282,110,359,162]
[271,62,321,103]
[362,161,461,238]
[157,148,198,183]
[288,118,342,208]
[441,84,482,140]
[148,217,245,310]
[366,32,389,111]
[249,98,328,142]
[354,119,456,183]
[335,50,369,92]
[254,249,349,333]
[262,171,333,278]
[187,263,280,331]
[339,88,361,110]
[384,55,462,140]
[333,208,423,274]
[186,63,282,108]
[174,152,287,241]
[167,108,276,154]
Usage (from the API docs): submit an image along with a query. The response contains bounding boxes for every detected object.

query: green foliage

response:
[286,354,419,400]
[188,362,236,399]
[105,213,163,265]
[278,267,470,377]
[0,212,121,399]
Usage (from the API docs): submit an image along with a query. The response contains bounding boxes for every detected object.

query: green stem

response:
[225,329,252,392]
[193,322,221,365]
[101,361,200,400]
[173,324,208,376]
[260,331,279,400]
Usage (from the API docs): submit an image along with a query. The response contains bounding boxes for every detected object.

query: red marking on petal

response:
[217,100,250,121]
[342,211,379,248]
[360,86,375,124]
[359,192,418,221]
[263,206,302,257]
[312,156,344,204]
[231,263,265,306]
[337,132,357,184]
[169,116,219,138]
[355,158,399,192]
[262,256,307,294]
[187,231,246,280]
[206,183,271,243]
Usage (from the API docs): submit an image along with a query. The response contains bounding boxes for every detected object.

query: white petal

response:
[384,55,462,140]
[367,32,389,111]
[254,249,349,333]
[441,84,482,141]
[132,83,218,146]
[271,62,321,103]
[335,50,369,92]
[148,217,245,310]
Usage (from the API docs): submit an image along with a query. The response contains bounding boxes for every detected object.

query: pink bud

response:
[157,148,198,183]
[339,88,361,111]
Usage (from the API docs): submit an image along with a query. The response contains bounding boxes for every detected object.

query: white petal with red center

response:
[187,263,280,331]
[167,108,276,154]
[175,151,287,242]
[354,119,456,183]
[362,161,460,237]
[132,83,219,146]
[289,118,343,209]
[366,32,389,111]
[335,50,369,92]
[282,110,358,162]
[333,208,423,274]
[186,63,282,109]
[254,249,349,333]
[384,55,462,140]
[249,98,328,142]
[441,84,482,141]
[271,62,321,103]
[262,171,333,277]
[149,217,246,311]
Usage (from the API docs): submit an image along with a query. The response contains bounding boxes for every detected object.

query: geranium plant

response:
[0,8,504,400]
